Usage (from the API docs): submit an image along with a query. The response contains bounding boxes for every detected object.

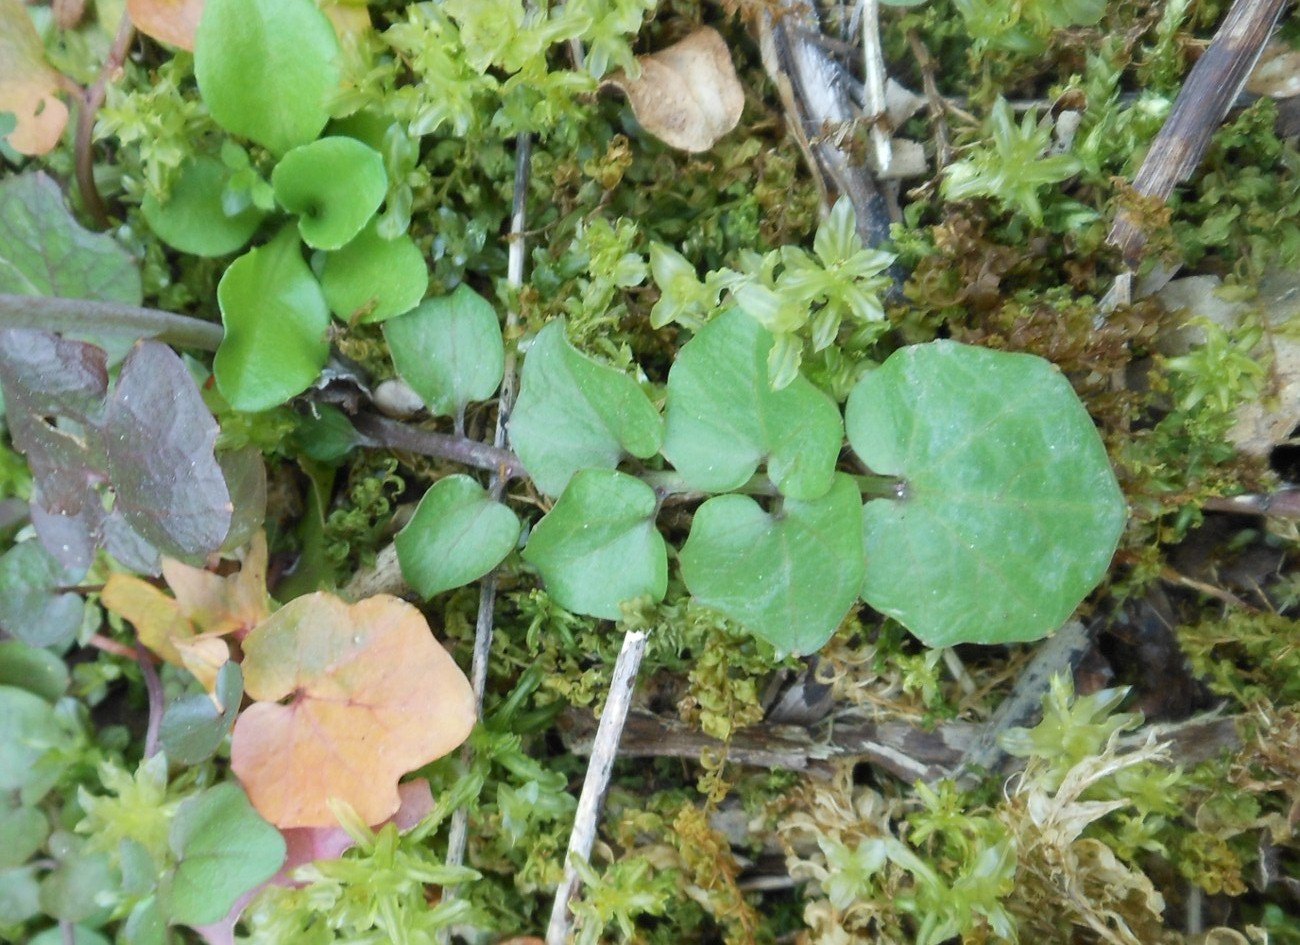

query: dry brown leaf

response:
[605,27,744,153]
[0,0,71,156]
[127,0,205,51]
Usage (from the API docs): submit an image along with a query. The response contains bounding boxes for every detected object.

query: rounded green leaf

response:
[383,285,504,419]
[38,846,117,923]
[662,309,842,500]
[522,469,667,620]
[846,340,1127,647]
[272,137,387,250]
[679,473,865,655]
[511,322,663,496]
[395,475,521,598]
[214,226,331,412]
[194,0,340,156]
[166,782,285,927]
[0,641,69,703]
[321,221,427,323]
[0,684,68,800]
[159,662,243,766]
[141,156,264,257]
[0,803,49,870]
[0,540,85,649]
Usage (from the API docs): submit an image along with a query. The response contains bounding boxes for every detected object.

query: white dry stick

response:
[437,130,533,945]
[861,0,893,174]
[545,629,649,945]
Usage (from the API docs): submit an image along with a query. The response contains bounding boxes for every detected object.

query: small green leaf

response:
[166,782,285,927]
[383,286,504,419]
[662,309,842,500]
[0,803,48,869]
[0,684,68,801]
[214,226,331,412]
[679,473,864,655]
[39,844,118,923]
[141,155,264,257]
[0,540,85,649]
[0,640,69,702]
[159,662,243,766]
[511,322,663,496]
[122,896,166,945]
[195,0,340,156]
[320,221,427,323]
[846,341,1127,647]
[271,137,387,251]
[395,475,521,598]
[0,865,41,927]
[522,469,667,620]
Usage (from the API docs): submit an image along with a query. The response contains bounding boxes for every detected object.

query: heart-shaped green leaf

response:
[159,661,243,766]
[395,474,521,598]
[214,226,330,412]
[194,0,340,156]
[320,221,427,324]
[662,309,842,500]
[383,285,503,420]
[165,782,285,927]
[271,137,387,251]
[679,473,864,655]
[141,155,264,257]
[522,469,667,620]
[0,540,85,649]
[510,322,663,496]
[846,340,1127,647]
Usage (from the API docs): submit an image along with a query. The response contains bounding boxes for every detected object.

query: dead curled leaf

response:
[0,0,71,156]
[603,27,744,153]
[231,592,475,828]
[127,0,206,52]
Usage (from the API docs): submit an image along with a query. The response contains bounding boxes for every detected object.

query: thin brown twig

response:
[137,644,164,758]
[906,30,952,168]
[75,12,137,228]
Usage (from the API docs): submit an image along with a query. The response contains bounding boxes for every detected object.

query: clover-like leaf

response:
[0,540,85,649]
[214,226,331,412]
[395,475,520,599]
[510,322,663,496]
[271,137,387,251]
[662,308,842,500]
[142,155,265,257]
[231,592,475,827]
[165,782,285,927]
[522,469,667,620]
[383,285,504,421]
[320,221,427,324]
[679,473,864,655]
[195,0,340,156]
[160,662,244,766]
[846,340,1127,647]
[0,173,140,304]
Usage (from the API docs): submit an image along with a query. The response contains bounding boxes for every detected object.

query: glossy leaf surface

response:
[846,341,1127,646]
[383,285,504,419]
[272,137,387,250]
[194,0,340,155]
[142,156,264,257]
[214,227,331,411]
[662,308,842,500]
[510,322,663,496]
[320,222,427,323]
[522,469,666,619]
[395,475,520,598]
[679,473,864,655]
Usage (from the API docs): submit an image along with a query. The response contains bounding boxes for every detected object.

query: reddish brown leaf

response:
[128,0,205,51]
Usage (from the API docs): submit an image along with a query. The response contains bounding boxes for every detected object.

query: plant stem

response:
[854,472,907,499]
[0,295,225,351]
[350,413,523,479]
[138,645,164,759]
[75,12,136,228]
[546,628,648,945]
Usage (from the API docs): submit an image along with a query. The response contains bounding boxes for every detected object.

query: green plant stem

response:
[351,413,524,478]
[0,295,225,351]
[854,472,907,499]
[647,470,907,501]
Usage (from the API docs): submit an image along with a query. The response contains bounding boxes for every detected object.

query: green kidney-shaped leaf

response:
[510,322,663,496]
[383,285,504,420]
[214,226,330,412]
[522,469,667,620]
[0,684,69,802]
[0,641,69,703]
[846,341,1127,647]
[166,782,285,927]
[271,137,387,250]
[395,475,521,598]
[662,309,842,500]
[0,803,49,870]
[679,473,865,655]
[0,540,85,648]
[194,0,340,156]
[320,222,427,323]
[159,662,243,766]
[141,155,264,257]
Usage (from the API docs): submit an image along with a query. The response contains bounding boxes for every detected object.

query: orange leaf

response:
[162,531,270,638]
[230,592,475,828]
[127,0,205,52]
[0,0,71,156]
